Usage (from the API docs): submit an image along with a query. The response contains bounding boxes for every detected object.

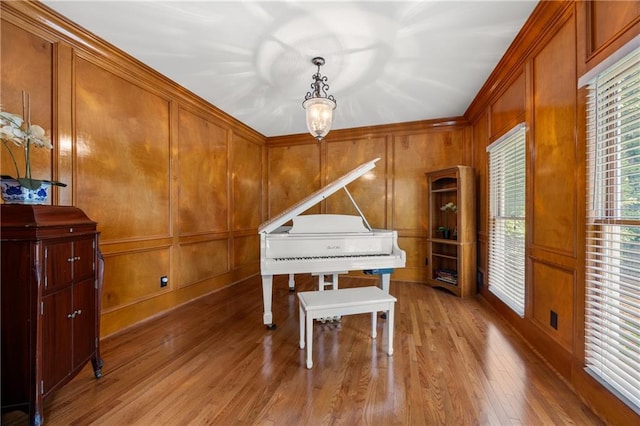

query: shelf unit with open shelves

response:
[425,166,476,297]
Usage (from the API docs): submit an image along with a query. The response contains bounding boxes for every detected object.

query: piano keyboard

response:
[272,253,391,261]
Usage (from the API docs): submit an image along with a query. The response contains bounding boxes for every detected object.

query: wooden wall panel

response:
[531,18,577,255]
[577,1,640,80]
[0,21,53,185]
[267,143,320,219]
[233,235,259,268]
[590,1,640,53]
[531,260,575,350]
[395,236,428,282]
[75,58,171,241]
[490,71,525,139]
[178,239,229,287]
[392,136,427,233]
[232,134,262,231]
[325,138,387,228]
[472,112,489,288]
[102,248,171,310]
[393,128,466,234]
[473,113,489,234]
[178,108,229,235]
[55,43,74,206]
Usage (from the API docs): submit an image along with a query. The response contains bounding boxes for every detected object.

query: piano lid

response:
[258,157,380,234]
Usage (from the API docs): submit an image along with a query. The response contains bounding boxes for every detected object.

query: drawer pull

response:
[67,310,82,319]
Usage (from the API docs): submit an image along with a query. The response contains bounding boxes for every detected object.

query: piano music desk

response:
[297,286,397,369]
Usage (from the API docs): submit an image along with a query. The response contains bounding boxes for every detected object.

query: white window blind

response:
[585,46,640,414]
[487,123,526,316]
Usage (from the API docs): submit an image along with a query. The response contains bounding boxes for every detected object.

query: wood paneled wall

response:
[266,120,471,283]
[466,1,640,424]
[1,1,265,337]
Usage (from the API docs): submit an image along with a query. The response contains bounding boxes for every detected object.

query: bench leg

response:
[306,313,314,369]
[387,303,395,356]
[299,304,305,349]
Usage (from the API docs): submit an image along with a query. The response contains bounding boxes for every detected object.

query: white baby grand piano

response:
[259,158,406,329]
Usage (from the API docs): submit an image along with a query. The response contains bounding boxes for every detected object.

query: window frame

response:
[584,45,640,415]
[486,123,527,317]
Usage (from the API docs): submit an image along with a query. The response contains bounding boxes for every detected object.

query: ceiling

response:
[42,1,538,138]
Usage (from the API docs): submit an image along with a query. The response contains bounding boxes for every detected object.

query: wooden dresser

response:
[1,205,103,426]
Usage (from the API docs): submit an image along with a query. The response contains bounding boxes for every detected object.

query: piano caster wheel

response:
[266,323,277,330]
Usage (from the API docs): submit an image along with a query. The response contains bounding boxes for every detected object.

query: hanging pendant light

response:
[303,57,336,142]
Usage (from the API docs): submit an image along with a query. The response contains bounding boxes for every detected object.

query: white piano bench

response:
[297,286,397,369]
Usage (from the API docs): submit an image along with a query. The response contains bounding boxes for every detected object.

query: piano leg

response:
[262,274,276,329]
[379,273,390,293]
[380,273,390,319]
[288,274,295,292]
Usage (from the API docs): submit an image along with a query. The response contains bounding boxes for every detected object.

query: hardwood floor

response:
[3,275,602,425]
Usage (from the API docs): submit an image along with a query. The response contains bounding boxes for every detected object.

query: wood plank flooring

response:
[3,275,602,425]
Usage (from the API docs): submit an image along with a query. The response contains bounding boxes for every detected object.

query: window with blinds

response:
[585,46,640,414]
[486,123,526,316]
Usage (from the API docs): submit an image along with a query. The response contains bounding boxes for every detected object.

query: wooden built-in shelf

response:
[425,166,476,297]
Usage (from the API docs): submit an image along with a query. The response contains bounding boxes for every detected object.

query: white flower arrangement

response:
[440,202,457,213]
[0,92,65,189]
[437,202,458,238]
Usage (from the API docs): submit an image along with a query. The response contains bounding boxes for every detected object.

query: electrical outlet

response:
[550,310,558,330]
[160,276,168,288]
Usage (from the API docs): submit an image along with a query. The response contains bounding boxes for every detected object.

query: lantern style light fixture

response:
[303,57,336,142]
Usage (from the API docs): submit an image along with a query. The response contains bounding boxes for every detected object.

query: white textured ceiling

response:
[42,0,538,138]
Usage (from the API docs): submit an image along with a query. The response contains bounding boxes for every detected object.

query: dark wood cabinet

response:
[1,205,103,426]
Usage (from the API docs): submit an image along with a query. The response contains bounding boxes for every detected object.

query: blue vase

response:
[0,178,51,204]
